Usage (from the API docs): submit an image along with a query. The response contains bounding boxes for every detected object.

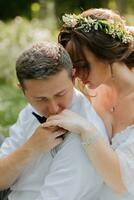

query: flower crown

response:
[62,13,133,44]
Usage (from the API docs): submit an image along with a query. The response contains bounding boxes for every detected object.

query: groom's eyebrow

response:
[33,89,68,99]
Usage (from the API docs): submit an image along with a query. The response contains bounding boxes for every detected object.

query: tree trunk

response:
[116,0,126,14]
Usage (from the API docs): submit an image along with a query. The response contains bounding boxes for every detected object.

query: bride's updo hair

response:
[58,8,134,78]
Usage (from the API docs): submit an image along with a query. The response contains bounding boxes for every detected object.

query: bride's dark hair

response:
[58,8,134,79]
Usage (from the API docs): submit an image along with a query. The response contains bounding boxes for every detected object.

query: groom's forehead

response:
[23,70,73,98]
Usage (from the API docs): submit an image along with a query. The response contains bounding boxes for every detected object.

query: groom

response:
[0,42,108,200]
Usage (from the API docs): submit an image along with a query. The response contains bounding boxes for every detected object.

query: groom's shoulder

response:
[74,88,91,105]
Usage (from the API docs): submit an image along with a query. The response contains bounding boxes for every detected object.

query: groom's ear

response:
[17,82,25,94]
[17,82,22,90]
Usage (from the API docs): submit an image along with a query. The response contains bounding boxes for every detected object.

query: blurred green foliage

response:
[0,0,38,20]
[0,0,133,22]
[0,84,26,137]
[0,17,57,137]
[0,17,57,85]
[55,0,107,22]
[54,0,134,25]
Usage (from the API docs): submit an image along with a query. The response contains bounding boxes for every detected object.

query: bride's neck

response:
[106,62,134,96]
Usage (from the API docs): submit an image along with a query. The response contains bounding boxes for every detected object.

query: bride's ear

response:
[71,68,76,81]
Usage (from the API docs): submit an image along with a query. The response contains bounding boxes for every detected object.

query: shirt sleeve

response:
[36,134,103,200]
[115,126,134,195]
[0,104,37,157]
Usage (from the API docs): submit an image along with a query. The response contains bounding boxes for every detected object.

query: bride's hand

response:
[42,109,91,135]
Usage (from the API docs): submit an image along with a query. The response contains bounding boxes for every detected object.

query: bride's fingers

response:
[47,115,62,122]
[54,130,66,138]
[42,120,62,128]
[62,109,74,115]
[47,109,71,120]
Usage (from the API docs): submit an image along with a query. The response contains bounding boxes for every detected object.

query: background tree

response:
[54,0,108,23]
[0,0,133,22]
[0,0,36,20]
[54,0,134,25]
[116,0,134,14]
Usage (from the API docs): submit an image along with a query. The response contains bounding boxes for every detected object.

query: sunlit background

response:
[0,0,133,136]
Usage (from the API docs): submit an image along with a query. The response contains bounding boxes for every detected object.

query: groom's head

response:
[16,42,75,117]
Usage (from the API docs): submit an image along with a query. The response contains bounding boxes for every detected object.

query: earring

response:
[72,68,76,78]
[110,64,115,80]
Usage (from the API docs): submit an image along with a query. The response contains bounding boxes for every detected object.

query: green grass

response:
[0,84,26,137]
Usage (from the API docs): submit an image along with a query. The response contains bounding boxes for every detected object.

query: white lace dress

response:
[98,125,134,200]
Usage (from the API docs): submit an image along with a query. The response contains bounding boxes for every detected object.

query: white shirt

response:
[0,88,109,200]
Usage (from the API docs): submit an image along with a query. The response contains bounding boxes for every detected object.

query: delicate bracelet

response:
[82,132,100,146]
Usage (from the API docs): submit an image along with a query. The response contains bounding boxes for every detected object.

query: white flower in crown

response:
[62,14,82,28]
[62,13,133,44]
